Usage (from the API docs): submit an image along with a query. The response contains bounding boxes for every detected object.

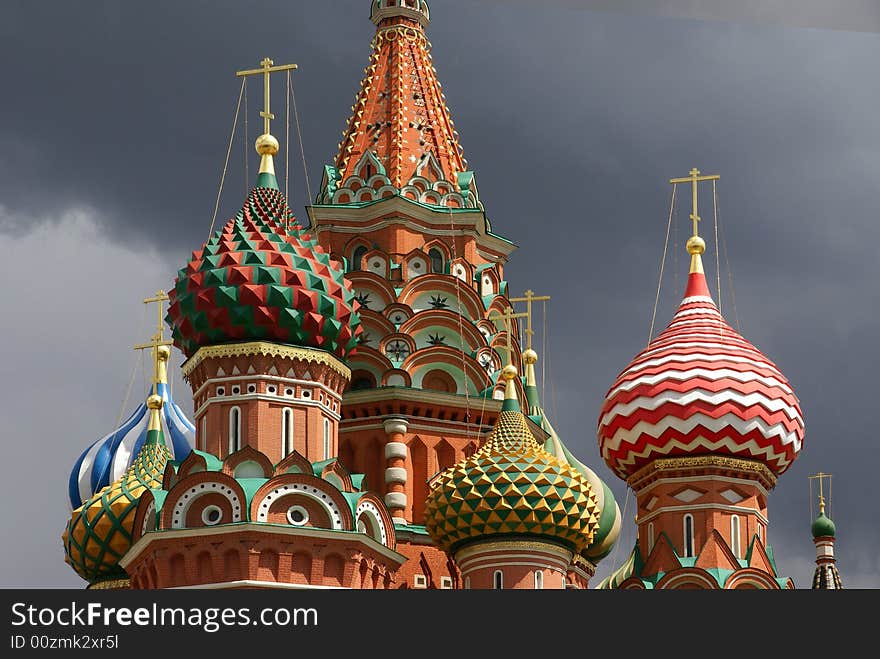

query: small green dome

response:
[811,512,836,538]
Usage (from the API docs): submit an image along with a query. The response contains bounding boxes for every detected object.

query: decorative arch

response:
[397,275,484,321]
[175,452,209,482]
[655,568,720,590]
[162,471,247,530]
[380,333,417,363]
[249,473,354,531]
[422,369,457,393]
[383,303,414,326]
[357,309,396,350]
[355,493,396,549]
[274,450,313,477]
[346,346,393,390]
[401,346,491,396]
[448,258,473,285]
[222,446,274,480]
[402,249,430,281]
[319,460,355,493]
[362,249,389,278]
[724,569,781,590]
[382,368,411,387]
[346,271,396,312]
[399,309,487,352]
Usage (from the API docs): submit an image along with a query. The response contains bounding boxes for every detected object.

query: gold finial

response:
[134,290,173,395]
[146,394,163,431]
[500,364,518,401]
[236,57,298,175]
[670,168,720,274]
[508,290,550,352]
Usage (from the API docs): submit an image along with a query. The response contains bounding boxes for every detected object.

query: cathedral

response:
[61,0,841,590]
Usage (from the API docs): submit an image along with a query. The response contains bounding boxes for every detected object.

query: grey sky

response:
[1,0,877,588]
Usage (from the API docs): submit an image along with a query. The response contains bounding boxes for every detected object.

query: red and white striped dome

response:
[597,269,804,480]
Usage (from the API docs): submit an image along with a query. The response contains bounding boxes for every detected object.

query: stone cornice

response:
[182,342,351,380]
[627,456,777,491]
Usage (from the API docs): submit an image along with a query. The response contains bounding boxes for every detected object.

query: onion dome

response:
[67,345,194,510]
[598,237,804,480]
[166,142,362,360]
[425,365,600,554]
[812,498,836,538]
[63,394,171,585]
[521,349,621,562]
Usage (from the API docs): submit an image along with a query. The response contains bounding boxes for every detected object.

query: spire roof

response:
[330,2,469,205]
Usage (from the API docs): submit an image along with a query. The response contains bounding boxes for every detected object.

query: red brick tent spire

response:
[322,0,477,209]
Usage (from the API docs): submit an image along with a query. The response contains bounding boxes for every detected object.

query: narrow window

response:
[429,248,444,274]
[282,409,293,457]
[228,406,241,454]
[648,522,655,554]
[493,570,503,590]
[464,576,471,590]
[199,416,207,453]
[323,418,331,459]
[351,246,367,272]
[534,571,544,590]
[731,515,741,558]
[683,514,695,558]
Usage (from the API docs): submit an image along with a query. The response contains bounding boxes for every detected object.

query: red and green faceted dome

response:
[167,185,362,359]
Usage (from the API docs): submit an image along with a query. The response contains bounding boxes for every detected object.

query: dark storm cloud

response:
[485,0,880,33]
[1,1,877,586]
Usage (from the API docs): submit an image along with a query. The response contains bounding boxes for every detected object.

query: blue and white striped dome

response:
[67,381,194,509]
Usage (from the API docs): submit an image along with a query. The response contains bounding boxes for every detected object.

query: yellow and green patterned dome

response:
[62,395,171,585]
[425,366,601,554]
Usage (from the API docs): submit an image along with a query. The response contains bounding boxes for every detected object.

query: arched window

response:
[756,525,763,543]
[199,416,207,452]
[534,571,544,590]
[282,409,293,457]
[228,406,241,455]
[323,418,331,460]
[648,522,655,554]
[731,515,741,558]
[351,246,368,272]
[464,576,471,590]
[429,248,444,274]
[493,570,503,590]
[683,514,695,558]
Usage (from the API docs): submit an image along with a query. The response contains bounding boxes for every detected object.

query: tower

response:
[121,58,406,589]
[810,473,842,589]
[309,0,526,587]
[596,170,805,589]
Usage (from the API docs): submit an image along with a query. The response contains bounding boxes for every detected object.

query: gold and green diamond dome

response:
[425,367,600,554]
[166,172,362,360]
[62,395,170,585]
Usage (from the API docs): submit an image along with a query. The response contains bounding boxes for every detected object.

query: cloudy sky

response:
[1,0,877,588]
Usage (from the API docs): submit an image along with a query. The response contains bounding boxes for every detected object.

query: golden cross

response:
[808,472,833,511]
[133,290,173,394]
[508,289,550,351]
[487,307,528,367]
[670,168,720,238]
[236,57,299,136]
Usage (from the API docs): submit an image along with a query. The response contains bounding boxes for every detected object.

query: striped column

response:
[383,418,409,525]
